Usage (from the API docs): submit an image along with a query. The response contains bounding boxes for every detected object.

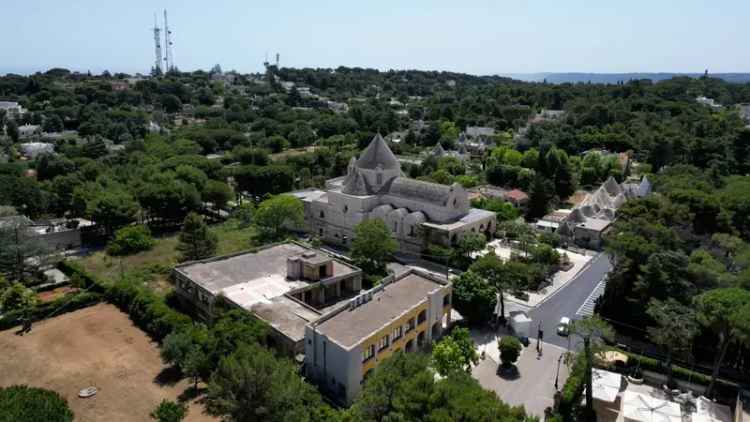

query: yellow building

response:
[305,269,452,405]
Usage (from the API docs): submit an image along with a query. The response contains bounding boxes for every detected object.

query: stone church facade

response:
[292,134,497,253]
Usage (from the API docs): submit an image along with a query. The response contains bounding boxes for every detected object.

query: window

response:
[319,211,325,218]
[393,326,403,341]
[417,310,427,325]
[362,344,375,362]
[343,205,349,213]
[378,335,390,351]
[443,294,451,307]
[405,318,415,333]
[393,222,398,233]
[409,226,415,236]
[377,173,383,185]
[453,198,457,207]
[319,228,324,236]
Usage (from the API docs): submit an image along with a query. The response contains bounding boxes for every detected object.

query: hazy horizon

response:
[2,0,749,76]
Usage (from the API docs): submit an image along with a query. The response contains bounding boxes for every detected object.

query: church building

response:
[292,134,497,253]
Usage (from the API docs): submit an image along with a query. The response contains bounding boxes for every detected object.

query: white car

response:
[557,317,571,336]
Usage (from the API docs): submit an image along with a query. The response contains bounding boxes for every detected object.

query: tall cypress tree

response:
[177,212,218,262]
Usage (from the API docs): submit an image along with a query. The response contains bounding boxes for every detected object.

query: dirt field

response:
[0,304,216,422]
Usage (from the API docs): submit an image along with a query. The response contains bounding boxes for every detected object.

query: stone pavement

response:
[470,327,571,419]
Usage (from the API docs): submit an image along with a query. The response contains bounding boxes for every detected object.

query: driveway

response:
[528,253,613,349]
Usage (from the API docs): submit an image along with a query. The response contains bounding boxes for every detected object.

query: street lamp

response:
[554,353,564,390]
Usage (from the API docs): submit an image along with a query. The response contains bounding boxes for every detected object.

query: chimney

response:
[286,256,301,280]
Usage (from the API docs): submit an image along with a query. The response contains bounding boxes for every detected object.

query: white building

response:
[696,96,722,109]
[547,176,651,249]
[18,124,41,139]
[0,101,25,118]
[172,242,363,356]
[292,134,496,253]
[19,142,54,159]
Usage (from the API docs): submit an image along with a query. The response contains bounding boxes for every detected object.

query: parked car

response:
[557,317,570,336]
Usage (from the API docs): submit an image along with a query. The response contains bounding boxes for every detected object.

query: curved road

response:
[528,253,613,350]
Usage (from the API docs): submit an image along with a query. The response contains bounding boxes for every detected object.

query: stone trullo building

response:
[292,134,496,253]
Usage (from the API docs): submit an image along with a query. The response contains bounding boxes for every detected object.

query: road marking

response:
[530,251,604,309]
[576,276,607,317]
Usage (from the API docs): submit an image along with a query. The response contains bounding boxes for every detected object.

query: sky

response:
[1,0,748,76]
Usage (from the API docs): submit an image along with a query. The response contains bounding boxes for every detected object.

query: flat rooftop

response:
[315,272,446,349]
[175,243,357,295]
[175,243,360,343]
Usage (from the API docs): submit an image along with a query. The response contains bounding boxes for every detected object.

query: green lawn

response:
[79,220,257,294]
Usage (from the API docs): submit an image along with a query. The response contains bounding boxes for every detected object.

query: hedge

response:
[57,260,107,291]
[618,350,738,393]
[555,352,586,421]
[106,277,192,341]
[57,260,192,341]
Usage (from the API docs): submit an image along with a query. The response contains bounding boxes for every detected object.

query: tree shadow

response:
[497,364,521,380]
[178,385,208,403]
[153,365,182,387]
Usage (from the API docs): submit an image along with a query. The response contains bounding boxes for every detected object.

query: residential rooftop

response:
[314,271,447,349]
[575,217,612,232]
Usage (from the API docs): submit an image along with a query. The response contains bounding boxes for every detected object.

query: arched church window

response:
[319,211,325,219]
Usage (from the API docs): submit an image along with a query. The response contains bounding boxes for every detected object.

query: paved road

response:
[528,252,613,350]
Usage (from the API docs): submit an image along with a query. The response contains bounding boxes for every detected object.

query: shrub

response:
[150,399,187,422]
[498,336,522,368]
[0,385,73,422]
[107,225,155,256]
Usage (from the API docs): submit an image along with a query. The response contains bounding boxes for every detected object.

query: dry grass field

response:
[79,220,256,293]
[0,304,217,422]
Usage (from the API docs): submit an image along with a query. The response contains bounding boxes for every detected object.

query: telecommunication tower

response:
[163,10,175,72]
[152,14,162,74]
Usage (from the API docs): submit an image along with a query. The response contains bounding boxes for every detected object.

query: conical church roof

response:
[342,166,370,195]
[356,134,400,170]
[431,143,445,156]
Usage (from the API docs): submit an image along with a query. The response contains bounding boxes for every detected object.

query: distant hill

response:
[500,72,750,84]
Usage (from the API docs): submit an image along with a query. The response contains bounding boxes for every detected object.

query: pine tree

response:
[177,213,218,262]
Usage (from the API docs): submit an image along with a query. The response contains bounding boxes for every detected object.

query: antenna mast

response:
[152,13,162,74]
[163,10,174,72]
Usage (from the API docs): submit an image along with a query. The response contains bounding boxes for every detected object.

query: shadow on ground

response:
[154,365,182,387]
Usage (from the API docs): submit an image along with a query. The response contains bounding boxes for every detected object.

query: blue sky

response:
[1,0,748,75]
